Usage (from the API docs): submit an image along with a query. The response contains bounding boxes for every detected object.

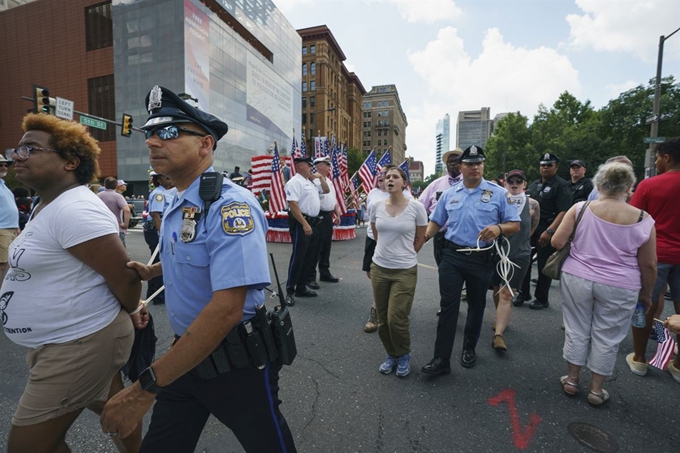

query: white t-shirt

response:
[285,174,322,217]
[1,186,122,348]
[371,199,428,269]
[365,188,413,240]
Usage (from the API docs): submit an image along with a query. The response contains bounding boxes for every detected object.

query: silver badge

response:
[148,85,162,112]
[180,218,197,243]
[470,146,478,156]
[543,153,550,160]
[481,189,493,203]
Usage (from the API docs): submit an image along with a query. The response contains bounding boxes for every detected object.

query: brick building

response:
[361,84,407,165]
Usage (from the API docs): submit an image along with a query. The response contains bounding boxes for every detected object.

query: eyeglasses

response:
[507,178,523,184]
[5,145,58,161]
[144,125,206,140]
[0,163,8,168]
[540,163,555,168]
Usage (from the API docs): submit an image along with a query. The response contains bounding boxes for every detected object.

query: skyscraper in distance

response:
[435,113,450,175]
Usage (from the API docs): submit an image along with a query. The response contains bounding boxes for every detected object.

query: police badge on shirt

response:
[221,202,255,236]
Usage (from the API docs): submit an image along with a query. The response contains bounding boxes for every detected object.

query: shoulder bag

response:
[542,201,591,280]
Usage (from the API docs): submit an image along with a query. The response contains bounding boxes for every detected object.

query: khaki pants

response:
[370,263,417,357]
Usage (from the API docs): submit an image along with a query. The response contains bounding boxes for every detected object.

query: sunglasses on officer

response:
[144,124,206,140]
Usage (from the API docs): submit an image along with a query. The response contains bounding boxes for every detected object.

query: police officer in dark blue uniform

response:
[521,153,572,310]
[421,146,520,375]
[100,86,296,453]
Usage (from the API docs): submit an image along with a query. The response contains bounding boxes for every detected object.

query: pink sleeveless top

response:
[562,202,654,290]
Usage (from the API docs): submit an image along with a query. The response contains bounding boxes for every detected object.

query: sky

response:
[273,0,680,176]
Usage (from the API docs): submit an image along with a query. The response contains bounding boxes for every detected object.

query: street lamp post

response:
[646,27,680,178]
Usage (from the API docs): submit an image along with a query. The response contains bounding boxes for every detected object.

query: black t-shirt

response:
[527,175,572,224]
[569,177,594,204]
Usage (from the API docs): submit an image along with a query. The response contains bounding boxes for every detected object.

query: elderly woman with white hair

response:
[551,162,657,407]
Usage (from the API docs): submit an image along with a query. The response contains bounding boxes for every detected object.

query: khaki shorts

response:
[12,309,134,426]
[0,228,17,263]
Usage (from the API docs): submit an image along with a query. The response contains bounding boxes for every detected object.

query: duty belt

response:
[302,214,323,226]
[446,240,493,257]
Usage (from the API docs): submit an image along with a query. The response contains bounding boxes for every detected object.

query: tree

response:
[347,147,364,177]
[485,112,535,180]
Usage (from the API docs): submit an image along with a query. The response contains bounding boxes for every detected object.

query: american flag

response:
[398,160,411,186]
[377,150,392,172]
[289,136,298,178]
[349,175,361,208]
[358,150,378,191]
[299,131,307,157]
[269,142,287,215]
[650,319,677,369]
[331,147,347,215]
[339,143,349,190]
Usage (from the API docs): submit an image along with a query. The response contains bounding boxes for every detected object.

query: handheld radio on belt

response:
[267,253,297,365]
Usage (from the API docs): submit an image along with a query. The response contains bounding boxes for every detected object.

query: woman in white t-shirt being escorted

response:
[370,167,428,378]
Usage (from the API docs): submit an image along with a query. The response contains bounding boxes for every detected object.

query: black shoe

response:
[461,349,476,368]
[511,293,527,307]
[320,273,339,283]
[306,281,320,290]
[531,278,538,284]
[285,294,296,307]
[421,357,451,375]
[295,288,318,297]
[529,300,549,310]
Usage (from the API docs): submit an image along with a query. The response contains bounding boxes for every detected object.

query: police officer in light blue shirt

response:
[100,86,296,453]
[421,145,520,376]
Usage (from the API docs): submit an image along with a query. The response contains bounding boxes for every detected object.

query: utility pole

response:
[646,27,680,178]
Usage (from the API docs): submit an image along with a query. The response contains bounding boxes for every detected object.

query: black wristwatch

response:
[138,366,164,394]
[546,228,555,235]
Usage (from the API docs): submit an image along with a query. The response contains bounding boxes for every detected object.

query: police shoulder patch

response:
[221,202,255,236]
[155,193,164,202]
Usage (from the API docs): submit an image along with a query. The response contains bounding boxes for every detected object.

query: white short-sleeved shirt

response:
[315,177,336,212]
[285,174,322,217]
[1,186,121,348]
[371,199,428,269]
[365,188,413,240]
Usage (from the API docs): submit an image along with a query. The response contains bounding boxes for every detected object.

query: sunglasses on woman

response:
[144,125,206,140]
[507,178,523,184]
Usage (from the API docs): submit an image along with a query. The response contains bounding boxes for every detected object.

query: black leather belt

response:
[302,214,323,226]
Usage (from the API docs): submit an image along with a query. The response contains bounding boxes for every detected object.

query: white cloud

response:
[406,27,581,175]
[604,80,639,98]
[566,0,680,61]
[384,0,462,24]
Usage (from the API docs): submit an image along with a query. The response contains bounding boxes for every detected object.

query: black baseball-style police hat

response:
[141,85,228,150]
[539,152,560,164]
[294,156,313,165]
[570,159,586,168]
[459,145,485,163]
[506,169,527,181]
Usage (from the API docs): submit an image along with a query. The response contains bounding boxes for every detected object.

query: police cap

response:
[313,156,331,165]
[294,156,313,165]
[141,85,228,150]
[569,159,586,168]
[459,145,485,163]
[539,152,560,164]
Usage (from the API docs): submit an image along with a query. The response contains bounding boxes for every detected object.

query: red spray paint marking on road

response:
[488,388,542,450]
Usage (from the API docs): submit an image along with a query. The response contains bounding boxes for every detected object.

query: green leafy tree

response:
[347,147,364,177]
[485,112,535,180]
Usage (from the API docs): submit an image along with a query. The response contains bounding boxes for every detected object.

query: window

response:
[310,113,315,124]
[367,112,371,118]
[302,113,307,124]
[377,120,382,127]
[87,74,115,142]
[310,96,315,107]
[302,82,307,92]
[85,1,113,51]
[302,46,307,54]
[363,102,371,109]
[377,111,382,117]
[302,63,307,76]
[311,62,316,75]
[302,97,307,108]
[310,81,316,91]
[310,45,316,54]
[384,110,389,117]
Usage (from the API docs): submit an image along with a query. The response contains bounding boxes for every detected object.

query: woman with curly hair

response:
[2,114,146,452]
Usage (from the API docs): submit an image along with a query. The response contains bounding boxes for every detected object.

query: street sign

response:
[79,115,107,130]
[55,97,74,120]
[643,136,665,143]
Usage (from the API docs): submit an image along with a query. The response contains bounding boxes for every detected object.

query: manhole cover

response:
[567,422,618,453]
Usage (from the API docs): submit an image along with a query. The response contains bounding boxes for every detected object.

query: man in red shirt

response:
[626,137,680,383]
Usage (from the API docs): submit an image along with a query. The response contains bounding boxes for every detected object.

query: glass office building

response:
[112,0,301,183]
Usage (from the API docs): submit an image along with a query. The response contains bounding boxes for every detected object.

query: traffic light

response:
[121,113,133,137]
[34,85,50,114]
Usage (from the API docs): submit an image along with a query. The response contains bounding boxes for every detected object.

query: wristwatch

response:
[546,228,555,235]
[138,366,164,394]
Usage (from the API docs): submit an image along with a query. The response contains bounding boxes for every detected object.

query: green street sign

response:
[79,115,107,130]
[643,136,665,143]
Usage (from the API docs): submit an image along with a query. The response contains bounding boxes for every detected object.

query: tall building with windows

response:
[298,25,365,152]
[456,107,492,151]
[435,113,450,175]
[0,0,302,194]
[361,84,407,164]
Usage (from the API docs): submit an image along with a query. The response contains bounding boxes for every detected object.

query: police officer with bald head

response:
[421,146,520,375]
[101,86,296,452]
[519,153,572,310]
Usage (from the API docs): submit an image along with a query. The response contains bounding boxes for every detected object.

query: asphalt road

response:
[1,227,678,452]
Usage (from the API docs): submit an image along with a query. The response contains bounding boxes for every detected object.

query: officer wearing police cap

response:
[101,86,296,452]
[520,152,572,310]
[421,145,520,375]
